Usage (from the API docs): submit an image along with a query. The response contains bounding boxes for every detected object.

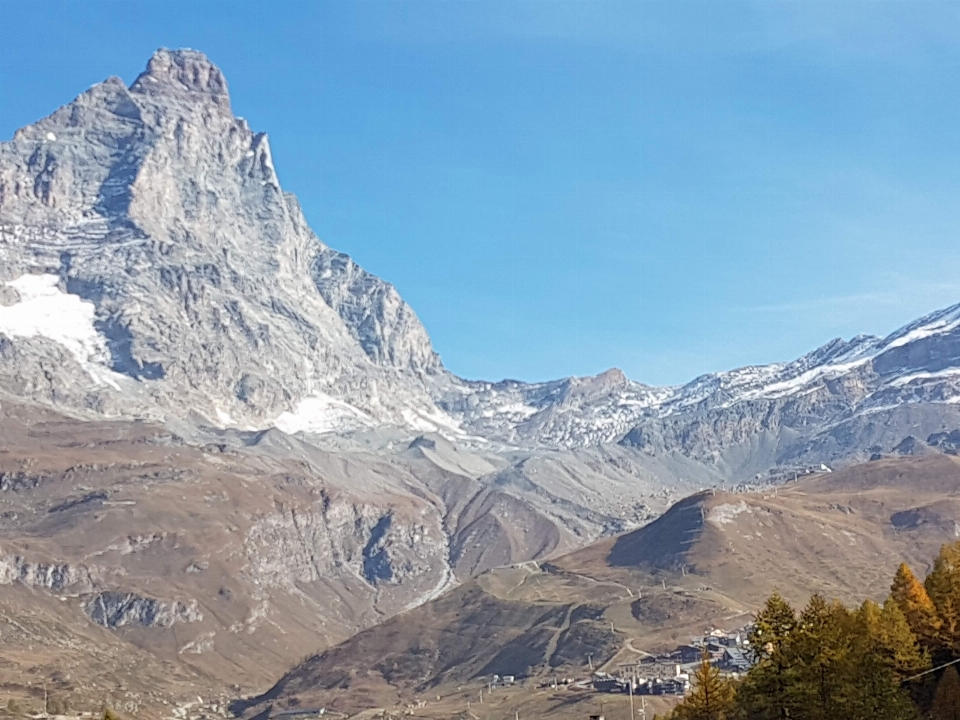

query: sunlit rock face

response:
[0,48,453,434]
[1,48,959,458]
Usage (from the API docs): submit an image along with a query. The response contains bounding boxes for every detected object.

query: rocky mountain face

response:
[0,48,451,436]
[441,306,960,464]
[618,307,960,473]
[1,48,958,466]
[1,48,960,714]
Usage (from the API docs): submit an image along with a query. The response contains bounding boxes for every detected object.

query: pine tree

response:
[849,600,921,720]
[891,562,942,654]
[926,543,960,659]
[859,598,882,632]
[671,652,740,720]
[846,649,920,720]
[855,599,929,679]
[790,595,853,720]
[881,599,929,675]
[738,593,798,719]
[751,593,797,650]
[930,665,960,720]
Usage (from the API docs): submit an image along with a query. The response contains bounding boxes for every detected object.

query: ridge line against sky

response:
[1,0,959,385]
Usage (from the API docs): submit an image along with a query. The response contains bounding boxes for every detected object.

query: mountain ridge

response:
[2,49,959,459]
[1,48,960,717]
[0,48,455,437]
[235,454,960,719]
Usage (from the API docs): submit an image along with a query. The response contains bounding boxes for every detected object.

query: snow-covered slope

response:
[439,305,960,459]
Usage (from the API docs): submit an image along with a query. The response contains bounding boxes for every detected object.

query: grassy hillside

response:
[238,455,960,719]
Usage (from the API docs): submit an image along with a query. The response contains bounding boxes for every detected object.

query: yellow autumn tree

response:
[865,598,930,680]
[850,600,923,720]
[669,652,740,720]
[891,562,941,652]
[926,542,960,658]
[790,595,854,720]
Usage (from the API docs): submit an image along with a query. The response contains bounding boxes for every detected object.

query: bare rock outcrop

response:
[0,554,94,592]
[0,48,452,434]
[85,591,202,628]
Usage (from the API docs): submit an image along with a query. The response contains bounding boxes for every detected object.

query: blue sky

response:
[2,1,959,385]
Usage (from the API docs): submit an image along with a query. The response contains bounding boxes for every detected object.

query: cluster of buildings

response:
[591,671,688,696]
[734,463,833,492]
[591,627,755,697]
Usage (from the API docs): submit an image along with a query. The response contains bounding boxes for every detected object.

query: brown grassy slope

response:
[3,403,670,717]
[240,455,960,718]
[565,453,960,606]
[0,406,453,714]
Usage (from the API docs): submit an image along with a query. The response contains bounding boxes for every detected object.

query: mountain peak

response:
[0,47,451,433]
[129,48,230,110]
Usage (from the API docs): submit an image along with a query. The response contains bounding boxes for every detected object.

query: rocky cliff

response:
[0,48,451,435]
[1,48,960,714]
[1,48,958,469]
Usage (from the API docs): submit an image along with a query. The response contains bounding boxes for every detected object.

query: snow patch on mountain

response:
[0,274,105,365]
[0,273,127,390]
[274,393,373,435]
[882,303,960,350]
[399,406,465,437]
[890,368,960,387]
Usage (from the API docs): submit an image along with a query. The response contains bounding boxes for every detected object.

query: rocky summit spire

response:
[129,48,230,110]
[0,47,455,432]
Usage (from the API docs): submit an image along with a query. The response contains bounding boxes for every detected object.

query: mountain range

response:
[237,454,960,720]
[2,50,959,459]
[1,49,959,717]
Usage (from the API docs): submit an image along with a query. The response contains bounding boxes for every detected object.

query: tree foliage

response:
[892,562,941,651]
[671,652,740,720]
[666,542,960,720]
[927,544,960,659]
[738,593,799,720]
[930,665,960,720]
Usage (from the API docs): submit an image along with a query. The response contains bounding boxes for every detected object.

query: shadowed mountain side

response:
[239,455,960,718]
[606,491,710,571]
[232,584,621,716]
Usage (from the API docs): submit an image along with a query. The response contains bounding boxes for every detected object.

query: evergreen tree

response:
[790,595,853,720]
[670,652,740,720]
[749,592,798,659]
[926,543,960,659]
[849,600,921,720]
[892,562,942,653]
[881,599,930,676]
[855,599,930,679]
[846,649,920,720]
[930,665,960,720]
[738,593,799,719]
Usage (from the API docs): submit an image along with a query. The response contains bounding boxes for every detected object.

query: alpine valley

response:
[1,50,959,718]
